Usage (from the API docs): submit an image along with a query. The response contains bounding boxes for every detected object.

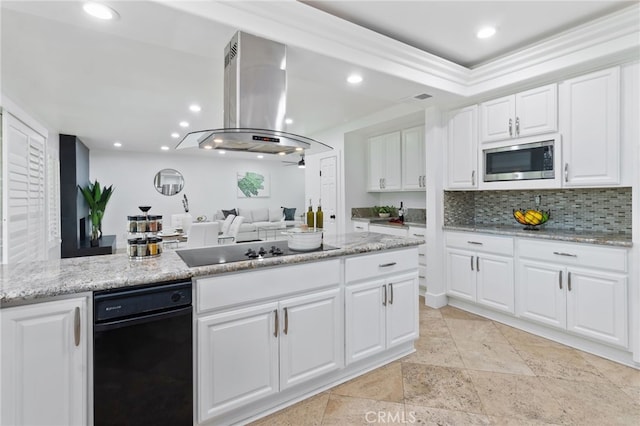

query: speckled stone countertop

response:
[444,224,632,247]
[352,217,426,228]
[0,232,424,305]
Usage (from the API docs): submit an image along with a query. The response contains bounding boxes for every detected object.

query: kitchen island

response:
[1,232,423,426]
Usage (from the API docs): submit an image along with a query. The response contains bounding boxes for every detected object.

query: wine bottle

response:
[306,198,315,228]
[398,201,405,223]
[316,198,323,229]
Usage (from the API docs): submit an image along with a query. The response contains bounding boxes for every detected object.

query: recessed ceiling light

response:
[113,141,122,147]
[82,2,119,20]
[189,104,201,113]
[171,132,180,138]
[347,74,363,84]
[278,152,286,156]
[219,150,226,155]
[213,138,223,144]
[257,155,264,159]
[477,26,496,39]
[285,118,293,125]
[179,121,189,128]
[204,145,213,150]
[161,146,170,151]
[295,147,303,152]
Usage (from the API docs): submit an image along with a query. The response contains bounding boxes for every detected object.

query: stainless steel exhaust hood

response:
[176,31,331,155]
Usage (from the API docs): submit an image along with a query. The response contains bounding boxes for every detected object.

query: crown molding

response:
[160,1,639,100]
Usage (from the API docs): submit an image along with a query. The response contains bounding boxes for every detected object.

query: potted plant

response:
[79,180,115,246]
[373,205,396,218]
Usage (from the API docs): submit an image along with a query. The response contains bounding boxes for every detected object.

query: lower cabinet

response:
[197,285,343,422]
[445,232,515,314]
[517,239,628,348]
[1,296,88,426]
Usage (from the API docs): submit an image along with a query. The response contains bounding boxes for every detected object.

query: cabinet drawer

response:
[352,221,369,232]
[408,226,426,239]
[517,239,627,272]
[369,224,408,237]
[445,231,514,256]
[196,259,341,313]
[346,247,418,283]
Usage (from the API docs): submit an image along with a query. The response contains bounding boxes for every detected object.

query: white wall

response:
[91,150,305,248]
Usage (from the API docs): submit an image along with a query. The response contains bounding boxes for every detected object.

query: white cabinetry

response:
[195,260,343,423]
[560,67,620,186]
[479,84,557,142]
[446,105,478,189]
[345,249,419,364]
[516,239,628,348]
[401,126,426,190]
[445,232,515,314]
[369,224,408,237]
[1,296,88,426]
[367,131,401,191]
[408,226,427,291]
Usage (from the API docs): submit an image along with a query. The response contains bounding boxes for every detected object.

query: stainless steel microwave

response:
[483,139,555,182]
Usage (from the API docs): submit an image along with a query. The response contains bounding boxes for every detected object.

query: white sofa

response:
[213,207,301,242]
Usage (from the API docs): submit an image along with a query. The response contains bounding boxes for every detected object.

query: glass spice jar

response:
[127,216,138,233]
[156,215,163,232]
[136,216,147,233]
[147,215,159,232]
[127,238,138,257]
[136,238,148,257]
[148,237,159,256]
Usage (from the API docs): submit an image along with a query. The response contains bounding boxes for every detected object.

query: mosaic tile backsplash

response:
[352,207,426,224]
[444,188,631,236]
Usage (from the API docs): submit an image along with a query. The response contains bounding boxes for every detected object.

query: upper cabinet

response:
[401,126,426,190]
[479,84,557,143]
[560,67,620,187]
[445,105,478,190]
[367,125,426,192]
[367,131,402,191]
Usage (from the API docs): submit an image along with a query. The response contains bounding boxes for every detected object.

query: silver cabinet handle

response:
[355,226,364,230]
[568,272,572,292]
[74,307,81,347]
[379,178,382,189]
[471,170,476,186]
[564,163,569,182]
[470,256,474,271]
[476,256,480,272]
[509,118,513,137]
[283,307,289,335]
[382,284,387,306]
[274,309,279,337]
[413,233,425,237]
[467,241,483,245]
[553,251,577,257]
[389,283,394,305]
[515,117,520,136]
[559,270,563,290]
[379,262,397,268]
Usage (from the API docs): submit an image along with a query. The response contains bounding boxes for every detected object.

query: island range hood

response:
[176,31,331,155]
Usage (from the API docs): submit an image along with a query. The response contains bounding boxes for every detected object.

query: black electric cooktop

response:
[176,240,339,267]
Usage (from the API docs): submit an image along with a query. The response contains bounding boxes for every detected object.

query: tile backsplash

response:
[444,188,631,235]
[352,207,426,224]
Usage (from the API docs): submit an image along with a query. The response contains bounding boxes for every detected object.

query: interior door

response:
[320,155,338,237]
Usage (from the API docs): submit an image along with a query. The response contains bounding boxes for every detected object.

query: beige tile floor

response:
[250,298,640,426]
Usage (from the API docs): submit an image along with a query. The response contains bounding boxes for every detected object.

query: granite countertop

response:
[352,217,426,228]
[0,232,424,305]
[444,224,632,247]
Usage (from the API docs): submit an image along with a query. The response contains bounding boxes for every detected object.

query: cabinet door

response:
[516,260,566,329]
[279,288,343,389]
[197,302,279,421]
[566,268,627,348]
[1,297,87,426]
[479,95,515,142]
[476,253,515,314]
[386,273,419,348]
[367,134,384,191]
[352,221,369,232]
[515,84,557,137]
[445,248,476,301]
[401,126,425,190]
[383,131,402,190]
[446,105,478,189]
[560,67,620,186]
[345,280,386,364]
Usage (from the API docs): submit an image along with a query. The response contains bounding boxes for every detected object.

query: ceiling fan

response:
[282,153,305,168]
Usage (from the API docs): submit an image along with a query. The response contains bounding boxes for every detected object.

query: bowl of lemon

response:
[513,209,550,231]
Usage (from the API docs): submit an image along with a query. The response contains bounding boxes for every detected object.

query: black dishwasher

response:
[93,280,192,426]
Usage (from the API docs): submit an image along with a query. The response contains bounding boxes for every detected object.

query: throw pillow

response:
[283,207,296,221]
[221,208,237,218]
[269,207,283,222]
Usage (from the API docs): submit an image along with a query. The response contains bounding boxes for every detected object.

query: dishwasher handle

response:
[94,305,192,332]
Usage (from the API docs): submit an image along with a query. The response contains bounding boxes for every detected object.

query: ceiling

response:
[1,1,635,158]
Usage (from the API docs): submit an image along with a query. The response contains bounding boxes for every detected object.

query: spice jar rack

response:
[127,212,163,259]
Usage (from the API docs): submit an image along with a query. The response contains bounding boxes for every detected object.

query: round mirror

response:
[154,168,184,196]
